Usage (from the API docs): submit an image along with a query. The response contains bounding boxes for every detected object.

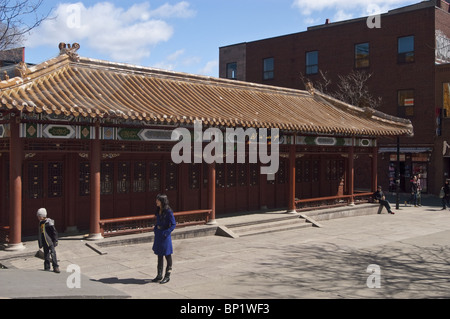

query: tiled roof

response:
[0,51,413,137]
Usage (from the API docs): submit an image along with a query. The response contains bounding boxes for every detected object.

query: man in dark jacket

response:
[37,208,60,273]
[441,180,450,210]
[373,186,394,214]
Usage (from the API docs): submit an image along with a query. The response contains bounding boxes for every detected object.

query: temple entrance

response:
[22,155,66,236]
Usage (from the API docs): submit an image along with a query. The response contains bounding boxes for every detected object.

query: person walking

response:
[37,208,60,273]
[441,180,450,210]
[373,186,395,214]
[406,175,418,207]
[152,194,176,284]
[416,174,422,206]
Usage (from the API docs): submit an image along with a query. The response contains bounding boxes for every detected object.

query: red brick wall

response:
[219,3,450,194]
[240,7,437,146]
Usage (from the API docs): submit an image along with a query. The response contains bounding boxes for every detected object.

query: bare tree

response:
[301,70,382,109]
[300,70,332,95]
[0,0,49,50]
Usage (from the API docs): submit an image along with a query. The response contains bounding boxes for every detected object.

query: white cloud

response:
[25,1,196,64]
[333,9,354,22]
[292,0,418,17]
[148,1,196,19]
[153,50,216,77]
[198,60,218,77]
[167,49,186,61]
[153,49,202,73]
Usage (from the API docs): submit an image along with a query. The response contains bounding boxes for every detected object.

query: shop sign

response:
[390,154,406,161]
[411,153,429,162]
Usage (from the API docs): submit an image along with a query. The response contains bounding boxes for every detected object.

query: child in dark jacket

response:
[37,208,60,273]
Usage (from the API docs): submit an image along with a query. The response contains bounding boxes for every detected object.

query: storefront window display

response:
[388,153,428,193]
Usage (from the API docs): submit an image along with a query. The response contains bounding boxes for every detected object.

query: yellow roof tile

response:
[0,53,413,137]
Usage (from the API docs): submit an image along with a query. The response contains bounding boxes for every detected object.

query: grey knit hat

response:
[36,208,47,218]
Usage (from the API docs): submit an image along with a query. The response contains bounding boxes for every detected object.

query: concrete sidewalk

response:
[1,195,450,299]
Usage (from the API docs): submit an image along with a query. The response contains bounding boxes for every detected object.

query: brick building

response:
[219,0,450,195]
[0,47,26,79]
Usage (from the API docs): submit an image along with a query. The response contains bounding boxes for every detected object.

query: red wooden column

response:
[348,138,355,205]
[88,122,103,240]
[372,143,378,192]
[6,115,25,251]
[207,162,217,224]
[288,142,296,213]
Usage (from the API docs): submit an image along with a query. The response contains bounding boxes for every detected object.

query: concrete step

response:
[302,203,381,221]
[226,215,312,237]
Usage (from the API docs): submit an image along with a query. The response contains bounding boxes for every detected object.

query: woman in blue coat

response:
[152,194,176,284]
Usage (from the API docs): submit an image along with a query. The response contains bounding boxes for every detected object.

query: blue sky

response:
[23,0,422,77]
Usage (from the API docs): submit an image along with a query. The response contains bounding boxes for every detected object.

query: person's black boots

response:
[152,268,163,282]
[160,266,171,284]
[152,259,163,282]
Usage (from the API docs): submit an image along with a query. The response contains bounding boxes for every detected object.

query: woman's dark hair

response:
[156,194,171,212]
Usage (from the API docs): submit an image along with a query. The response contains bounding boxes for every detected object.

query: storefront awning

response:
[379,147,432,153]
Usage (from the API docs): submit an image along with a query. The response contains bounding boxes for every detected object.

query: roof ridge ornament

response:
[14,61,29,78]
[59,42,81,62]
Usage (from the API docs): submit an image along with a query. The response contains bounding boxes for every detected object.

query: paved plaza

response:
[1,196,450,300]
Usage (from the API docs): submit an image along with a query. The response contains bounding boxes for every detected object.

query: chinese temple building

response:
[0,44,413,250]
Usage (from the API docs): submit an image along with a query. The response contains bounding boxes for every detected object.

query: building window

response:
[263,57,274,80]
[101,163,114,195]
[238,163,248,186]
[48,162,63,198]
[189,163,200,189]
[355,43,369,68]
[165,162,178,191]
[226,62,237,79]
[79,162,90,196]
[398,89,415,117]
[149,162,161,192]
[443,83,450,117]
[306,51,318,75]
[249,163,259,186]
[28,162,43,199]
[117,162,131,194]
[133,162,146,193]
[227,164,236,187]
[398,36,414,63]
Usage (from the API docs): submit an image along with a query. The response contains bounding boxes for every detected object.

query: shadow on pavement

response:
[91,277,151,285]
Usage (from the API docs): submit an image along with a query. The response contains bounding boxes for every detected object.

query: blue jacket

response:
[152,208,176,256]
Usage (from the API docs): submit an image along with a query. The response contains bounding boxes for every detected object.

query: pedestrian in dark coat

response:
[406,175,418,206]
[152,194,176,284]
[441,180,450,210]
[373,186,394,214]
[37,208,60,273]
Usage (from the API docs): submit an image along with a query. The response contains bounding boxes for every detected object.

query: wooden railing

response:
[2,193,375,240]
[295,192,374,212]
[99,209,212,238]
